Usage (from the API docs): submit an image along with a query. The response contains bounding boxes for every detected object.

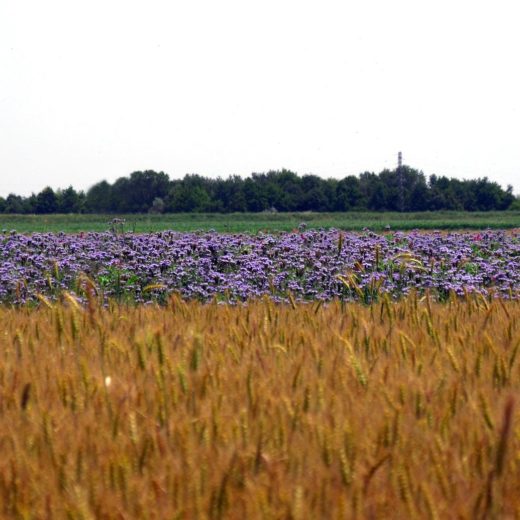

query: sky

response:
[1,0,519,197]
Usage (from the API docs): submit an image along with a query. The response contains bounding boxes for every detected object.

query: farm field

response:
[1,296,519,518]
[1,224,519,518]
[1,228,519,305]
[1,210,520,233]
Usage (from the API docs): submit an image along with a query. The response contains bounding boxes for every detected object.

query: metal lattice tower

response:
[398,151,404,212]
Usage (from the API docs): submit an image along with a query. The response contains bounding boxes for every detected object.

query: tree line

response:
[1,168,517,214]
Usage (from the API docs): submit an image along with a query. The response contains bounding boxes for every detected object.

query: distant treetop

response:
[0,168,516,214]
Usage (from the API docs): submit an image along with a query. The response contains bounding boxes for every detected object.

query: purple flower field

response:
[1,229,519,304]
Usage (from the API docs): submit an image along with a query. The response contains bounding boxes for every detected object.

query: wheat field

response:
[1,293,519,518]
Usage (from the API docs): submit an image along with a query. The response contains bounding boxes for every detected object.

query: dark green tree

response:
[2,166,515,214]
[213,175,247,212]
[4,194,25,213]
[502,186,515,210]
[300,175,329,211]
[85,180,113,213]
[273,169,303,211]
[110,177,133,212]
[35,187,58,214]
[243,177,268,211]
[57,186,83,213]
[123,170,170,212]
[336,176,365,210]
[509,196,520,210]
[166,175,212,212]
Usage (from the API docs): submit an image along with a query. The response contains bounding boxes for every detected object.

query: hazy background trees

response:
[1,167,516,214]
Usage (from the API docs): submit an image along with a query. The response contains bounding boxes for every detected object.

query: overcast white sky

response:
[1,0,519,197]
